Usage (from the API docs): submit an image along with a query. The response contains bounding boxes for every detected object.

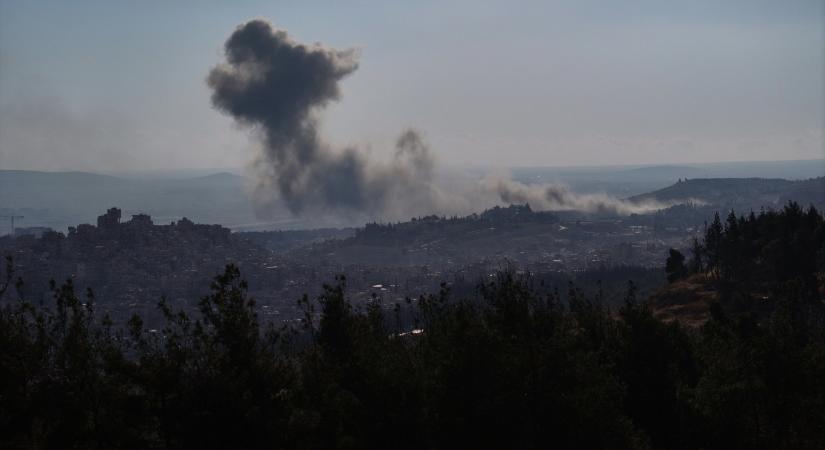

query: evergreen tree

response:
[665,248,687,283]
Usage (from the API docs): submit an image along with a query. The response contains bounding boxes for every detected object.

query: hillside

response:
[510,160,825,197]
[629,177,825,210]
[282,204,686,270]
[649,202,824,326]
[3,204,824,449]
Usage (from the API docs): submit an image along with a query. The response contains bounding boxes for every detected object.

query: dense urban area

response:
[1,204,684,326]
[2,176,823,326]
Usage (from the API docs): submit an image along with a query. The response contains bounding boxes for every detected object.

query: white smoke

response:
[480,177,682,215]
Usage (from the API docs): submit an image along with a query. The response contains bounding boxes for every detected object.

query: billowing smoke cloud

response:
[482,178,677,215]
[208,19,444,217]
[208,19,678,219]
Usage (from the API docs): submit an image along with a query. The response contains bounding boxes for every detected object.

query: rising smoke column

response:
[208,19,675,219]
[207,19,440,217]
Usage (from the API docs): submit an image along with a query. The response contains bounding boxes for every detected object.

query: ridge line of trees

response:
[2,202,824,449]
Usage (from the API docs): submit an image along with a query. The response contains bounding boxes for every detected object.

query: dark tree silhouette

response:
[1,204,824,449]
[665,248,687,283]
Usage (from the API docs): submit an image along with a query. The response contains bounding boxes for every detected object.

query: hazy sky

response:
[0,0,823,172]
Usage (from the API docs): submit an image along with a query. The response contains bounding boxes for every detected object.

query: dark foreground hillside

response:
[1,204,824,450]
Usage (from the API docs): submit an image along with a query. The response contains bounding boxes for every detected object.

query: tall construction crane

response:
[0,215,24,236]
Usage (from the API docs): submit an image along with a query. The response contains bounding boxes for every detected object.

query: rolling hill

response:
[629,177,825,211]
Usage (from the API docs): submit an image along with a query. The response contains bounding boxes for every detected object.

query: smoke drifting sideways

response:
[208,20,674,220]
[483,178,680,215]
[207,20,449,220]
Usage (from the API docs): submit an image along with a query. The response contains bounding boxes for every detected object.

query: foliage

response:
[665,249,687,283]
[1,203,824,449]
[691,202,824,306]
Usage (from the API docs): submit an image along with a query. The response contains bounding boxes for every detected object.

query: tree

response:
[688,237,704,273]
[705,213,723,276]
[666,248,687,283]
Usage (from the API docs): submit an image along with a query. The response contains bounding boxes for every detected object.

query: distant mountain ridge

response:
[629,177,825,211]
[2,169,823,233]
[511,159,825,197]
[616,165,707,177]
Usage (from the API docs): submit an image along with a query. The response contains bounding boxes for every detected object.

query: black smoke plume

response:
[208,20,440,217]
[208,20,678,220]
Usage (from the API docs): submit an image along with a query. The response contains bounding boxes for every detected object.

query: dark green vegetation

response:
[668,202,824,304]
[2,204,824,449]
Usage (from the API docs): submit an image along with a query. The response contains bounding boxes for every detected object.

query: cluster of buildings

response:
[0,206,697,327]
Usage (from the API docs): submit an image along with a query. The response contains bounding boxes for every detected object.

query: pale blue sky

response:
[1,0,822,171]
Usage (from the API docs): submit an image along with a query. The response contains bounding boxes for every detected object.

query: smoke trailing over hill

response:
[484,177,675,215]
